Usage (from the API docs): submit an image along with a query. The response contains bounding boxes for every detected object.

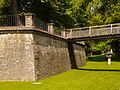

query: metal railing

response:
[0,14,48,31]
[0,14,25,26]
[62,23,120,38]
[33,17,48,31]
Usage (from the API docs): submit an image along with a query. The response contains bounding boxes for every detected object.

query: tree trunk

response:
[114,40,120,59]
[12,0,22,26]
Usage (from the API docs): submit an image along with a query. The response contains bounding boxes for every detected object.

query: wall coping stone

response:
[0,26,85,46]
[0,26,67,41]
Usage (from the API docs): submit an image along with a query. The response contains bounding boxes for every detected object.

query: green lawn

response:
[1,55,120,90]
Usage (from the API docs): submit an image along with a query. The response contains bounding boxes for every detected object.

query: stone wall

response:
[0,31,35,81]
[67,42,86,69]
[72,43,86,67]
[33,31,71,80]
[0,29,86,81]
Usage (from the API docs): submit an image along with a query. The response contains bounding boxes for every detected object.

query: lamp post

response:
[106,51,113,65]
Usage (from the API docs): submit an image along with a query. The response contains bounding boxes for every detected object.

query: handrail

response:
[62,23,120,39]
[64,23,120,31]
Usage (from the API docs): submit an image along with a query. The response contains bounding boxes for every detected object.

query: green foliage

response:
[0,0,11,14]
[88,14,103,25]
[65,0,87,27]
[0,0,4,8]
[0,0,119,27]
[0,0,119,55]
[85,40,112,55]
[105,12,120,24]
[0,0,119,28]
[86,0,102,15]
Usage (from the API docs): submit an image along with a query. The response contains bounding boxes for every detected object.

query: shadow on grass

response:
[88,55,120,62]
[88,55,107,62]
[77,68,120,72]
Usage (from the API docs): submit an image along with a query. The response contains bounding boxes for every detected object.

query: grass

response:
[88,54,106,62]
[1,55,120,90]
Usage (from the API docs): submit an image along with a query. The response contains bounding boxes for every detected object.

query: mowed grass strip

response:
[1,55,120,90]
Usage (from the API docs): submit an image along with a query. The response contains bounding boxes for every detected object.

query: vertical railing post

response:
[117,27,119,34]
[48,23,54,34]
[79,30,81,37]
[69,29,72,38]
[89,27,91,36]
[97,29,98,35]
[61,30,66,38]
[25,13,35,27]
[110,24,113,34]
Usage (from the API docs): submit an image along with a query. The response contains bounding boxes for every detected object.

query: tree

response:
[11,0,22,26]
[0,0,120,58]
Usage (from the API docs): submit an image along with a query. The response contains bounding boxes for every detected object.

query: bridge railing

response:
[61,23,120,38]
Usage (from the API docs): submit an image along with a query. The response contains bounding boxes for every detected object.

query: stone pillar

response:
[25,13,35,27]
[61,31,66,38]
[48,23,54,34]
[108,57,112,65]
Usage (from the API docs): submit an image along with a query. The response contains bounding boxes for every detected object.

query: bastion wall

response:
[0,29,86,81]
